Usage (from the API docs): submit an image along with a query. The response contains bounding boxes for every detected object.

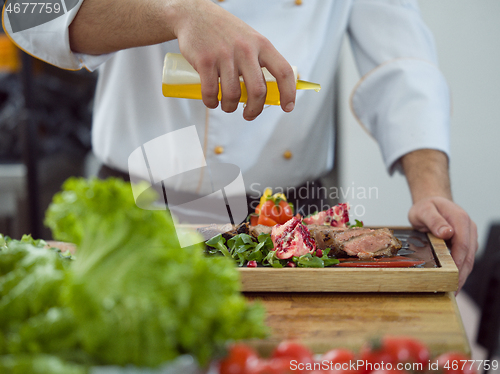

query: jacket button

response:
[214,146,224,155]
[283,150,293,160]
[295,0,303,5]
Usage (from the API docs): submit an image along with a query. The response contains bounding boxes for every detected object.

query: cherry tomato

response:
[257,214,278,227]
[360,336,429,374]
[248,357,293,374]
[271,341,314,373]
[320,348,357,374]
[255,203,262,215]
[384,337,429,367]
[249,213,259,226]
[321,348,355,363]
[261,200,280,223]
[277,200,294,224]
[435,352,475,374]
[220,343,259,374]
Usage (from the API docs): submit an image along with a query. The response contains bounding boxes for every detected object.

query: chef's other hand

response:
[408,196,478,293]
[174,0,296,120]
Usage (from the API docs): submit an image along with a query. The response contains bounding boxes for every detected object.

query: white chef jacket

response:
[2,0,450,196]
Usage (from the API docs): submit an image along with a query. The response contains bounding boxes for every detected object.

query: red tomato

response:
[255,203,262,215]
[321,348,355,363]
[435,352,475,374]
[257,214,278,227]
[220,343,259,374]
[260,200,280,223]
[360,342,394,374]
[271,341,314,373]
[319,348,357,374]
[276,200,294,224]
[403,338,430,366]
[249,213,259,226]
[360,336,429,374]
[383,336,429,367]
[248,357,293,374]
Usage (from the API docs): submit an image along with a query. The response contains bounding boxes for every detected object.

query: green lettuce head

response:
[45,177,266,367]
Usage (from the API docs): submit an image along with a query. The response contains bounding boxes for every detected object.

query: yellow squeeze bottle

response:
[162,53,320,106]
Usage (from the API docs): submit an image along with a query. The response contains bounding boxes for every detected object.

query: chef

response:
[2,0,477,290]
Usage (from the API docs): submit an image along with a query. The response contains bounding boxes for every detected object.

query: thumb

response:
[409,201,454,240]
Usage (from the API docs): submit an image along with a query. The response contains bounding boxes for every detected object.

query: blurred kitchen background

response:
[0,0,498,365]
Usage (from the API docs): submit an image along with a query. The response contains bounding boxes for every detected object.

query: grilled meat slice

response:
[249,224,273,239]
[336,228,401,259]
[306,224,348,257]
[307,226,401,259]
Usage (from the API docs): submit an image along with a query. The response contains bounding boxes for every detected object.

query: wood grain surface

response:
[238,232,458,293]
[243,291,470,356]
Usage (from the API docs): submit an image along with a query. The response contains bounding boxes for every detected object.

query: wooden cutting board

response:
[243,291,469,356]
[237,229,458,293]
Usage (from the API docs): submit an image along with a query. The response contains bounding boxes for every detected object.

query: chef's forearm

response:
[68,0,188,54]
[401,149,452,203]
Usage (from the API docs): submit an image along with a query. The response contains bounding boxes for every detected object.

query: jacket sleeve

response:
[2,0,112,71]
[348,0,450,174]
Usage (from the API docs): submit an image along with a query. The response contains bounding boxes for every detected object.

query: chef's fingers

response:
[450,215,478,292]
[260,50,296,114]
[237,51,268,121]
[464,220,479,287]
[197,58,220,110]
[435,200,472,271]
[219,59,241,113]
[410,198,478,293]
[408,200,454,240]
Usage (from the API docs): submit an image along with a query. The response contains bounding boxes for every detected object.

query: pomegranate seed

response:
[286,261,296,268]
[247,261,257,268]
[316,249,323,257]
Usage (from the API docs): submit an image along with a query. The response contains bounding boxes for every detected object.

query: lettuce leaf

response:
[0,236,85,368]
[43,177,266,367]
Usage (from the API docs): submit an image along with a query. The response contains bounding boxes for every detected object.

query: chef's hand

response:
[408,197,478,293]
[69,0,296,121]
[401,149,478,293]
[174,0,296,120]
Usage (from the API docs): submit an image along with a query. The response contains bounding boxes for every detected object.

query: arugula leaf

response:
[207,232,276,268]
[264,251,283,268]
[206,234,231,258]
[347,219,364,228]
[295,253,325,268]
[323,258,340,266]
[320,248,340,267]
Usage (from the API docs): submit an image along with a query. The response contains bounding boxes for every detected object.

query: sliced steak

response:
[338,228,402,259]
[307,226,401,259]
[306,224,348,257]
[331,227,374,243]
